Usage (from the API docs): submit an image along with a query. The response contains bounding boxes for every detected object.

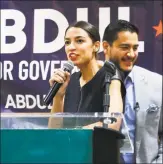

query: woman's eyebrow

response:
[65,36,85,40]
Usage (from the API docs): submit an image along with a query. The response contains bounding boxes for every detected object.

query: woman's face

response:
[64,27,98,67]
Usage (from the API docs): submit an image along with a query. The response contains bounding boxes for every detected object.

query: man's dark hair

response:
[103,20,139,45]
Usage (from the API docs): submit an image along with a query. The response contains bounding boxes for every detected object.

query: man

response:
[102,20,162,163]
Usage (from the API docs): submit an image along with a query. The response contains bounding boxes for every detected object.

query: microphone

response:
[43,61,74,106]
[104,61,116,76]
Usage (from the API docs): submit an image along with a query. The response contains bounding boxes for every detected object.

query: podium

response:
[1,112,133,163]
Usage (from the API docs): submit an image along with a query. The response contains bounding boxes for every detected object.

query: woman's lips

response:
[69,54,78,61]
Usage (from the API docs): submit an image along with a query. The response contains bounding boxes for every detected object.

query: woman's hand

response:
[49,69,71,97]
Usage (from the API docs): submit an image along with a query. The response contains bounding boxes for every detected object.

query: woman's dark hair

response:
[103,19,139,46]
[65,21,100,43]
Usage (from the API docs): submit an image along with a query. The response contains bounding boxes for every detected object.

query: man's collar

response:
[128,71,134,82]
[124,70,134,84]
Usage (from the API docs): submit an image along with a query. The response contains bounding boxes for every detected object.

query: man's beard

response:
[109,58,131,78]
[109,49,137,78]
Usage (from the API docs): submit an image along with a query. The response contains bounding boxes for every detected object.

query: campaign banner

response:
[0,0,162,113]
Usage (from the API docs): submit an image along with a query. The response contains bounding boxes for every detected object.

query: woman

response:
[48,21,125,129]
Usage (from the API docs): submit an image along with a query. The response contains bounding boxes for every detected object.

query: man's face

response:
[104,31,139,72]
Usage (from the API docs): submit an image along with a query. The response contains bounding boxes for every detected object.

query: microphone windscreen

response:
[104,61,116,76]
[63,61,74,73]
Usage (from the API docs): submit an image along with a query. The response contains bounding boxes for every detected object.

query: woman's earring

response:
[95,48,99,52]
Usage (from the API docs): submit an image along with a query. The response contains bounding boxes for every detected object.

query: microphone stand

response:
[102,61,116,127]
[92,61,125,164]
[103,73,111,128]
